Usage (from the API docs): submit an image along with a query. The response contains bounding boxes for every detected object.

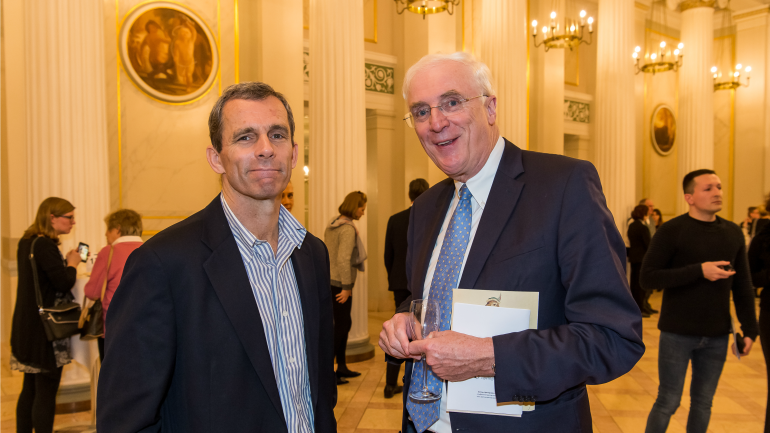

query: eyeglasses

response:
[55,215,75,221]
[404,94,487,128]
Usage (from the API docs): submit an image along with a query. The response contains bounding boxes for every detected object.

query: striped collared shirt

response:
[221,194,314,433]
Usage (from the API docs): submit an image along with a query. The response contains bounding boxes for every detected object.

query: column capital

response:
[678,1,715,12]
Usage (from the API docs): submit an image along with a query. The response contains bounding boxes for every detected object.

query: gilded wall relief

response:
[120,2,219,104]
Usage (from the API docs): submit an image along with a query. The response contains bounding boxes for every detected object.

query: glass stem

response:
[422,354,428,392]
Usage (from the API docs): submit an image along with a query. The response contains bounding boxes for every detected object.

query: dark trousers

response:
[98,336,105,362]
[386,289,411,386]
[630,262,647,312]
[16,367,63,433]
[645,332,728,433]
[760,309,770,433]
[332,285,353,371]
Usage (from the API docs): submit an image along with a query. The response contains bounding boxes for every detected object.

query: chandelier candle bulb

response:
[587,17,593,32]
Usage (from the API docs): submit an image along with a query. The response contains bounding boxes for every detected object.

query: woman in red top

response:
[84,209,144,361]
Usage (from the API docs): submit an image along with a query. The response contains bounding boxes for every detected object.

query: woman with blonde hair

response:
[84,209,144,361]
[11,197,81,433]
[324,191,367,384]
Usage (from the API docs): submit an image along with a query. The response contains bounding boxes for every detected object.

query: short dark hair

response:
[682,169,716,194]
[638,198,648,205]
[338,191,367,218]
[748,206,758,216]
[631,205,648,221]
[408,178,430,202]
[208,82,295,153]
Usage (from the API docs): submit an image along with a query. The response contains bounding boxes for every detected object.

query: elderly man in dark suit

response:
[97,82,336,433]
[378,52,644,433]
[383,178,430,398]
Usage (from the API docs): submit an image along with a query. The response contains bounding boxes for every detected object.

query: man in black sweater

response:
[382,178,429,398]
[641,169,758,433]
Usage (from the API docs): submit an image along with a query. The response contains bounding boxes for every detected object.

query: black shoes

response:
[384,384,403,399]
[336,368,361,378]
[336,376,349,385]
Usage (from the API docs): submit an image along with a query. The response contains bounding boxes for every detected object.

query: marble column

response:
[309,0,373,361]
[677,2,715,213]
[23,0,110,397]
[594,0,636,231]
[24,0,110,253]
[480,0,528,147]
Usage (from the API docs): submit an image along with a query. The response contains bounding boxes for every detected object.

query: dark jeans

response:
[645,332,728,433]
[760,309,770,433]
[332,285,353,371]
[386,289,411,386]
[16,367,63,433]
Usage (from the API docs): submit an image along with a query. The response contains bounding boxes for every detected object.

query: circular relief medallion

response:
[651,104,676,156]
[119,2,219,104]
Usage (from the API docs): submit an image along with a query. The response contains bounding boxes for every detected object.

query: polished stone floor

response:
[1,291,767,432]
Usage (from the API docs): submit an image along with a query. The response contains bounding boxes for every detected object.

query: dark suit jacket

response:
[398,140,644,432]
[97,196,336,433]
[384,208,411,292]
[628,220,651,264]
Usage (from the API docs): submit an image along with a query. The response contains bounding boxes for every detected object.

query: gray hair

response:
[208,82,296,152]
[402,52,495,100]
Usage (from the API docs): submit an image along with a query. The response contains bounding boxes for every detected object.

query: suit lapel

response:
[412,180,454,296]
[201,197,285,420]
[290,243,320,408]
[458,140,526,290]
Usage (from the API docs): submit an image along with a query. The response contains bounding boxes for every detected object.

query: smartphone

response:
[720,264,734,272]
[77,242,89,263]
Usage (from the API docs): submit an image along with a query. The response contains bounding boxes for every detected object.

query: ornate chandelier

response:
[633,41,684,74]
[632,0,684,75]
[531,2,594,52]
[394,0,460,19]
[711,4,750,91]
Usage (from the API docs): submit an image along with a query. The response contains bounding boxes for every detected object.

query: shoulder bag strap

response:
[29,236,44,311]
[99,246,115,301]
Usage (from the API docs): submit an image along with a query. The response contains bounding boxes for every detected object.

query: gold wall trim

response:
[142,230,161,236]
[365,0,378,43]
[635,2,650,11]
[565,47,579,87]
[679,1,715,12]
[733,7,770,21]
[116,0,123,208]
[235,0,239,83]
[526,0,530,150]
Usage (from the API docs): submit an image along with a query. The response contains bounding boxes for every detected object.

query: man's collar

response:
[453,136,505,209]
[221,193,307,252]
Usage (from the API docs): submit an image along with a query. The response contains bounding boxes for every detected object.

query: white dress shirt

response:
[418,136,505,433]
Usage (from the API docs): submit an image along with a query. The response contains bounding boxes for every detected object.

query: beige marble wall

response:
[105,0,229,228]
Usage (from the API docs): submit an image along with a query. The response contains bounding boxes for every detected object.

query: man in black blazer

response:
[383,178,429,398]
[379,52,644,432]
[97,83,336,433]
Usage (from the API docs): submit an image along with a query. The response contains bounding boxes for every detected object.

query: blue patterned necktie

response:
[407,184,473,433]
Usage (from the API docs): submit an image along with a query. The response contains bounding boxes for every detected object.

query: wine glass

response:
[408,298,441,403]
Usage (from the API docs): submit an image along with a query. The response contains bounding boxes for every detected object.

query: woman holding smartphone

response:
[10,197,81,433]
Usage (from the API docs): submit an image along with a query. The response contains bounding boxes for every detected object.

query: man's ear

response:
[206,146,225,174]
[291,142,299,169]
[684,193,694,205]
[485,95,497,126]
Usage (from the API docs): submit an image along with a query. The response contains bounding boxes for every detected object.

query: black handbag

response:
[79,246,112,340]
[30,237,82,342]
